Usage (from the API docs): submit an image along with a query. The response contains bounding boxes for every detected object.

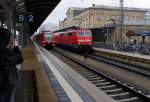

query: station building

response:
[59,5,150,44]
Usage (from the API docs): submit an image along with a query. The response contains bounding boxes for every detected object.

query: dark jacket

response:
[0,46,23,90]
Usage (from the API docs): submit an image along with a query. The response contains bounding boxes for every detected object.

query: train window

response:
[78,31,91,36]
[44,32,52,40]
[45,32,51,35]
[45,34,52,37]
[78,32,84,36]
[85,32,92,36]
[45,32,52,37]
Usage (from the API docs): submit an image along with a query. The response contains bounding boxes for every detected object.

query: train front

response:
[43,31,53,48]
[76,29,93,51]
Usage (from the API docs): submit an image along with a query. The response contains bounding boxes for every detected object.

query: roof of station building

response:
[89,5,148,12]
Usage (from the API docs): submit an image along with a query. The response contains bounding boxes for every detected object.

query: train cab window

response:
[44,32,52,40]
[78,32,85,36]
[78,31,91,37]
[85,32,92,36]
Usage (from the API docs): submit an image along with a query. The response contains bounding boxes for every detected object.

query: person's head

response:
[0,28,12,48]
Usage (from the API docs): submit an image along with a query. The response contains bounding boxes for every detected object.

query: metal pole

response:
[119,0,124,45]
[13,8,17,39]
[89,8,90,28]
[58,19,60,30]
[62,21,64,29]
[107,17,109,44]
[21,26,24,71]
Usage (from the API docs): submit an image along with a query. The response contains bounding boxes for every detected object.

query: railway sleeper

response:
[80,71,93,73]
[91,79,106,83]
[88,77,103,81]
[109,92,129,97]
[95,81,111,86]
[115,97,138,102]
[99,84,116,89]
[76,70,90,72]
[104,88,122,93]
[106,89,127,95]
[84,75,99,78]
[101,86,121,91]
[96,83,114,88]
[111,93,136,101]
[78,71,92,75]
[76,70,89,74]
[82,73,96,76]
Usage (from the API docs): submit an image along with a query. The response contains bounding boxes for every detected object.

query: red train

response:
[52,29,93,51]
[34,31,53,48]
[33,28,93,52]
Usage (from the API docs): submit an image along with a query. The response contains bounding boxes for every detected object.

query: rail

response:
[53,48,150,102]
[94,48,150,71]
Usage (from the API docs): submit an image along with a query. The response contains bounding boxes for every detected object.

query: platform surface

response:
[14,71,38,102]
[35,43,115,102]
[14,42,58,102]
[94,47,150,60]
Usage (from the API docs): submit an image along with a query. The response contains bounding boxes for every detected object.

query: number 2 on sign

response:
[29,15,34,22]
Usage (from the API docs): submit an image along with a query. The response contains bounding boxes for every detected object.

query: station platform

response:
[94,47,150,60]
[14,42,58,102]
[13,41,116,102]
[94,47,150,71]
[12,42,150,102]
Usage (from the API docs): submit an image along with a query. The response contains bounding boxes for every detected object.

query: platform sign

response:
[16,13,34,23]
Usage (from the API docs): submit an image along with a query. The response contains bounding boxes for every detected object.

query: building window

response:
[134,17,137,21]
[86,16,89,20]
[97,15,102,20]
[125,16,129,21]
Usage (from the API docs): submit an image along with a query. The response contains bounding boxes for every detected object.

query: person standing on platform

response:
[0,28,23,102]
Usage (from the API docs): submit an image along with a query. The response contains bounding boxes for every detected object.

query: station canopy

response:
[17,0,60,34]
[0,0,16,21]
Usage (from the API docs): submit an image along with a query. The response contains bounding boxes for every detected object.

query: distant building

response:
[60,5,150,44]
[60,5,148,29]
[145,10,150,21]
[59,7,84,29]
[66,7,84,19]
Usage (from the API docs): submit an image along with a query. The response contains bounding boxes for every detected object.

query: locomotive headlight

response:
[78,43,81,45]
[42,40,45,43]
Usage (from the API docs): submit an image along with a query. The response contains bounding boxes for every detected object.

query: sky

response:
[41,0,150,26]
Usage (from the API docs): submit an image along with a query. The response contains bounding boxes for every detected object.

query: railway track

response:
[51,49,150,102]
[88,53,150,77]
[94,49,150,73]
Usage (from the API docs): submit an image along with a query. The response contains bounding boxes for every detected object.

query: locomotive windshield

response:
[44,32,52,40]
[78,31,92,37]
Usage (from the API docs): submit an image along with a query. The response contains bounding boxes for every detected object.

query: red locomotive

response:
[52,28,93,51]
[34,31,53,48]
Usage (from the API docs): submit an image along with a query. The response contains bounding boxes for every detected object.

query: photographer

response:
[0,28,23,102]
